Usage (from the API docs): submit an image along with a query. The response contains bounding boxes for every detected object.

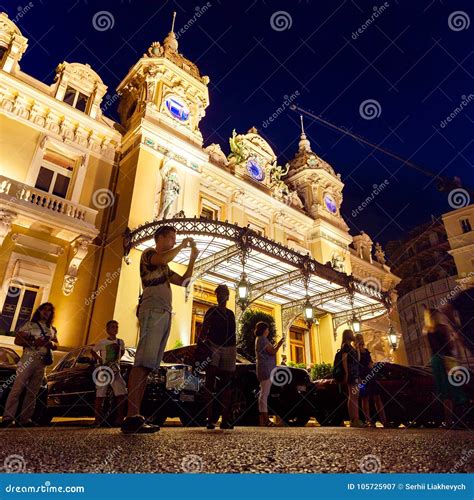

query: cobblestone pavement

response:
[1,423,473,473]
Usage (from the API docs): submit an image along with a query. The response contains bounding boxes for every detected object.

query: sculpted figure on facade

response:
[269,162,289,198]
[374,242,386,266]
[353,231,373,262]
[157,165,180,220]
[205,143,229,168]
[284,189,304,210]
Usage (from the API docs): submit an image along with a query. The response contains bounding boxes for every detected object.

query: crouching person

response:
[92,320,127,427]
[1,303,58,428]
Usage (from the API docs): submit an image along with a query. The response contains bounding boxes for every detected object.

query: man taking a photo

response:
[121,226,199,434]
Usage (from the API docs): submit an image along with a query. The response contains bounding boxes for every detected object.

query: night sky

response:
[3,0,473,245]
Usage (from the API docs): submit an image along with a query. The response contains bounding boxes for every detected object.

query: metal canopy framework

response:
[123,218,389,324]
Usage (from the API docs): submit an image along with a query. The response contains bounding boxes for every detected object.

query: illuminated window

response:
[248,221,266,237]
[461,218,472,233]
[201,205,218,220]
[289,327,306,365]
[0,284,40,335]
[191,300,214,344]
[63,86,89,112]
[34,150,74,199]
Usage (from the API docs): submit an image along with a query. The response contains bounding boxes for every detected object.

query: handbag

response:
[35,321,54,366]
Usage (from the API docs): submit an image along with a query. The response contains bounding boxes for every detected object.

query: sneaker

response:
[350,419,363,428]
[121,415,160,434]
[1,418,15,428]
[206,420,215,430]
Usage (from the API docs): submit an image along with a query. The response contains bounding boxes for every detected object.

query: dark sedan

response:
[45,344,201,426]
[0,346,49,424]
[162,344,313,427]
[44,343,313,427]
[309,362,474,427]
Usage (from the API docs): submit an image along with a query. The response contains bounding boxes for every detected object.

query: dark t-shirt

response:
[358,348,372,378]
[341,343,359,380]
[201,306,236,347]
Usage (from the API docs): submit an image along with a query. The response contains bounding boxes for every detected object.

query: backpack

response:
[332,349,345,382]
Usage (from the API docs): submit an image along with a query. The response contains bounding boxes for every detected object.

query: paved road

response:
[1,423,473,473]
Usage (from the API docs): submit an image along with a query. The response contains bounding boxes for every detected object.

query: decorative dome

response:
[288,116,338,178]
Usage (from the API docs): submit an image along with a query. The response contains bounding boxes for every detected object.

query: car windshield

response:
[0,347,20,366]
[162,344,252,365]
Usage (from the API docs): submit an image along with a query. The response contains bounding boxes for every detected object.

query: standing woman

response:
[424,308,467,428]
[1,303,58,427]
[354,334,388,427]
[255,321,284,426]
[341,329,361,427]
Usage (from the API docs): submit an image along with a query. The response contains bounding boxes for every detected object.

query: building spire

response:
[171,11,176,32]
[164,11,178,54]
[298,115,311,152]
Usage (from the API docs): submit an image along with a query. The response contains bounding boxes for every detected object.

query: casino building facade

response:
[0,13,406,365]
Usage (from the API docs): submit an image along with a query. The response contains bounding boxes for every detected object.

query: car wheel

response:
[32,390,52,426]
[315,408,344,427]
[149,412,167,426]
[282,415,311,427]
[179,412,206,427]
[230,387,257,426]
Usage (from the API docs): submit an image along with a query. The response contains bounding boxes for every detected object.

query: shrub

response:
[287,361,306,370]
[310,362,333,381]
[238,309,277,362]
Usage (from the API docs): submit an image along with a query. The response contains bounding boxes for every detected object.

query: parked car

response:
[162,344,313,427]
[0,346,49,424]
[309,362,474,427]
[43,343,313,427]
[45,344,200,426]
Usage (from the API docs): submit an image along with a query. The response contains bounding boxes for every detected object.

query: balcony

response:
[0,175,99,242]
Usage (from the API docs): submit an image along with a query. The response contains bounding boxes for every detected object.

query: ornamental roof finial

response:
[298,115,311,152]
[171,11,176,32]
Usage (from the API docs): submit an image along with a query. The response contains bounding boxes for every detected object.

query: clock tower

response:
[117,14,210,145]
[286,118,352,270]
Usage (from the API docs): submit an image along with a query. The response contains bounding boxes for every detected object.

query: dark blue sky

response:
[4,0,473,245]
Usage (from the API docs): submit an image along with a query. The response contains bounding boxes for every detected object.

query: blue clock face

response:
[324,194,337,214]
[246,159,265,181]
[165,95,190,121]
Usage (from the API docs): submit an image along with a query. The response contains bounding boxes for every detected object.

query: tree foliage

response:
[238,309,277,362]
